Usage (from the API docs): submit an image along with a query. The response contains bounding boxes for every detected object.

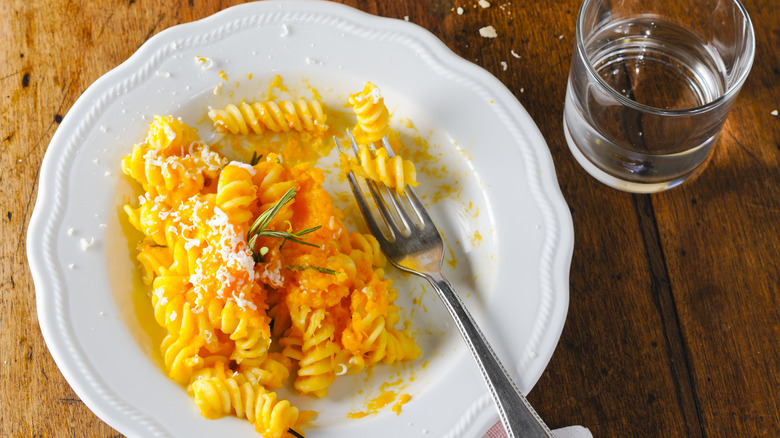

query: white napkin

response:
[552,426,593,438]
[482,421,593,438]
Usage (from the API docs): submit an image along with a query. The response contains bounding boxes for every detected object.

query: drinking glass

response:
[563,0,755,193]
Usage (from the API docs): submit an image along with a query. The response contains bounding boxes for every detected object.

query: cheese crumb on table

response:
[479,26,498,38]
[500,61,507,71]
[771,110,778,117]
[478,0,491,7]
[457,6,464,14]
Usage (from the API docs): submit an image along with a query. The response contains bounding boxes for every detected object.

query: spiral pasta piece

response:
[339,267,419,368]
[136,238,174,285]
[216,162,257,229]
[168,229,203,276]
[288,304,339,397]
[122,117,226,202]
[267,299,292,338]
[327,253,357,284]
[343,310,389,366]
[132,201,204,276]
[187,356,232,386]
[151,274,190,329]
[349,232,386,268]
[206,299,271,364]
[123,149,225,202]
[279,330,304,363]
[383,327,422,364]
[348,82,390,144]
[190,374,299,438]
[251,154,297,227]
[239,352,293,391]
[343,145,419,195]
[123,200,167,246]
[145,115,201,154]
[121,142,151,188]
[208,99,327,135]
[334,348,366,376]
[161,334,205,384]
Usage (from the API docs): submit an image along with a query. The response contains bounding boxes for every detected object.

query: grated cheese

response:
[154,287,168,305]
[80,237,95,251]
[479,26,498,38]
[232,290,257,311]
[228,161,256,176]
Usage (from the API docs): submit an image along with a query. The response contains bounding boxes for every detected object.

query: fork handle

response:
[426,271,554,438]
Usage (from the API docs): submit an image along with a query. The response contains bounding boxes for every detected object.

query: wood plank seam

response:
[632,193,706,438]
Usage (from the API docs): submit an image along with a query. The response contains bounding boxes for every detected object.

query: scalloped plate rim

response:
[27,2,573,437]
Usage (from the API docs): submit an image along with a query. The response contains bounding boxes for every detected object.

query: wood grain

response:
[1,0,778,437]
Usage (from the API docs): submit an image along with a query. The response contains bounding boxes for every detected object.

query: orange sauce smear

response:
[347,378,415,418]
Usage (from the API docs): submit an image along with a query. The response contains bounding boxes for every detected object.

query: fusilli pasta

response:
[342,144,420,194]
[208,100,327,135]
[122,83,422,436]
[348,82,390,144]
[190,373,299,438]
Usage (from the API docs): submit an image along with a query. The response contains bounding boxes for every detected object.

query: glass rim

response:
[575,0,756,116]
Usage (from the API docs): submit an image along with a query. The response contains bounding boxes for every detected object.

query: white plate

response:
[27,2,573,437]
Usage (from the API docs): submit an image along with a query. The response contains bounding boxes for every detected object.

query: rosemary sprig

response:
[248,188,296,237]
[249,151,262,166]
[286,264,338,275]
[247,187,322,262]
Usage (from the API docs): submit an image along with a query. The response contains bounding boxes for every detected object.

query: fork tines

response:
[337,131,430,244]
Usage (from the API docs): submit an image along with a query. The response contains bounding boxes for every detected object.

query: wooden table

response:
[2,1,778,436]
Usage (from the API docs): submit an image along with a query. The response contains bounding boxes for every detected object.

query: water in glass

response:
[564,17,735,192]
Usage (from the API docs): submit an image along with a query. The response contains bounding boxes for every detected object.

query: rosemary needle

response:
[286,265,338,275]
[288,428,305,438]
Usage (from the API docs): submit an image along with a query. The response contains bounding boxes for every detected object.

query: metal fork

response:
[339,132,554,438]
